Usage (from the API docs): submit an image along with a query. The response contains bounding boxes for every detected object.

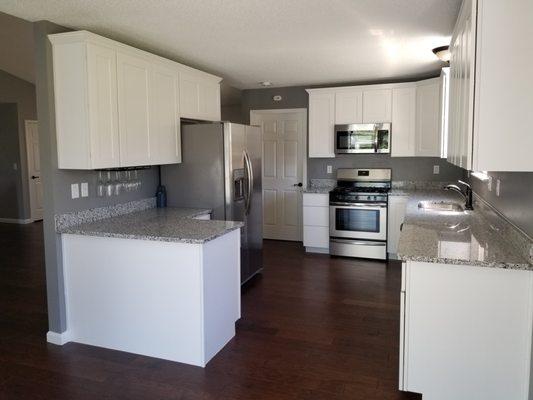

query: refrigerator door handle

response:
[243,150,254,215]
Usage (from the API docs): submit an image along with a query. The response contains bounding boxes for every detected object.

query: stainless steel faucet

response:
[444,180,474,210]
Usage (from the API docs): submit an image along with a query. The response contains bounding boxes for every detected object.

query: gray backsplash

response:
[308,155,465,182]
[469,171,533,239]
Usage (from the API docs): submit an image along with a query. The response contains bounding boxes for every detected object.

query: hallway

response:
[0,223,419,399]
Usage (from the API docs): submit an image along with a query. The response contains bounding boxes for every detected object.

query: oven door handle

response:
[330,202,388,208]
[330,238,386,246]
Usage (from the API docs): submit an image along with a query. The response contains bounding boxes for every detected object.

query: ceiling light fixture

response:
[432,45,451,63]
[259,81,272,87]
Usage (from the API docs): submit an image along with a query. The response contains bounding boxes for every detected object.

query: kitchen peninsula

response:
[52,200,243,367]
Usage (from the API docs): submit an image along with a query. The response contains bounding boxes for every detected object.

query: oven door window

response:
[335,208,380,233]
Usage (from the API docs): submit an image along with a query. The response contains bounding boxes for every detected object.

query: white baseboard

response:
[47,330,71,345]
[0,218,33,224]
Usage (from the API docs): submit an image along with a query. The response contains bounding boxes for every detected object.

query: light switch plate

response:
[81,182,89,197]
[13,163,18,170]
[433,165,440,174]
[488,176,492,191]
[71,183,79,199]
[496,179,501,196]
[327,165,333,174]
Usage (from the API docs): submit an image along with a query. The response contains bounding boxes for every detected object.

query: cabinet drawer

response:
[303,206,329,227]
[303,193,329,207]
[303,226,329,249]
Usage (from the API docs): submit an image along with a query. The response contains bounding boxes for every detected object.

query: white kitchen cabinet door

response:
[198,80,221,121]
[150,64,181,165]
[363,89,392,123]
[308,91,335,158]
[117,51,152,166]
[387,196,408,255]
[391,87,416,157]
[402,261,533,400]
[86,43,120,168]
[335,90,363,124]
[303,193,330,252]
[415,78,441,157]
[179,72,200,119]
[303,226,329,250]
[51,38,121,169]
[179,72,221,122]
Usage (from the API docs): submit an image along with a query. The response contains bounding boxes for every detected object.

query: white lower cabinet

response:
[387,196,408,256]
[400,261,533,400]
[303,193,329,252]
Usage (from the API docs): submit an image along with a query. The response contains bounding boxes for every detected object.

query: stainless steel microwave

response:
[335,123,391,154]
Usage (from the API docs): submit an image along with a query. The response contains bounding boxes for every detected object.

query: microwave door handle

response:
[373,126,379,153]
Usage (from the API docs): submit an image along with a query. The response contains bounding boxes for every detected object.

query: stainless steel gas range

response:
[329,168,391,260]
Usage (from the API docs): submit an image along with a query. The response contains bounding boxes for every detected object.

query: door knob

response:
[31,175,40,179]
[293,182,303,187]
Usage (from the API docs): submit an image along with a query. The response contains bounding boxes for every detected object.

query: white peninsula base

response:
[51,229,240,367]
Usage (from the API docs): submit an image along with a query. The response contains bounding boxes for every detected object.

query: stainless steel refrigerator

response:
[161,122,263,284]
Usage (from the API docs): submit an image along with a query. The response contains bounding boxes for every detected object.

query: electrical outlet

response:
[496,179,501,196]
[433,165,440,174]
[488,176,492,191]
[327,165,333,174]
[81,182,89,197]
[71,183,80,199]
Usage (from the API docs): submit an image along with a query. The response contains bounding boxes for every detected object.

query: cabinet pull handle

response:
[400,223,404,231]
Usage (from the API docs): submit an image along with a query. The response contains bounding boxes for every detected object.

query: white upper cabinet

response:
[415,78,441,157]
[86,43,120,169]
[150,64,181,165]
[49,30,221,169]
[179,70,221,122]
[307,91,335,158]
[362,89,392,123]
[448,0,533,171]
[52,39,120,169]
[308,80,443,160]
[391,87,416,157]
[335,90,363,124]
[116,51,152,167]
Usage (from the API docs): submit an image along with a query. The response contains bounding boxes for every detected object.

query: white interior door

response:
[25,120,43,221]
[250,109,307,241]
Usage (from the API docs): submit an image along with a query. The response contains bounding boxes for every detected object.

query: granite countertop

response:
[397,189,532,270]
[58,207,244,244]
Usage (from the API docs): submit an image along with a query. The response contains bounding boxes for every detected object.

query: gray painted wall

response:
[34,21,158,333]
[241,85,463,182]
[0,103,24,219]
[0,11,35,83]
[0,69,38,220]
[469,172,533,238]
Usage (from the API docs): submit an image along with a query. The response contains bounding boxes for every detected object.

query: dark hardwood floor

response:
[0,222,420,400]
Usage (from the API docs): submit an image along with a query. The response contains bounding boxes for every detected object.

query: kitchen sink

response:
[418,200,464,212]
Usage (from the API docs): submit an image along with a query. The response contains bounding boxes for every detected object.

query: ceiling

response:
[0,0,460,89]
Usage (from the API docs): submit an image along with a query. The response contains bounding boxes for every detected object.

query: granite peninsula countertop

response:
[58,207,244,244]
[396,189,532,270]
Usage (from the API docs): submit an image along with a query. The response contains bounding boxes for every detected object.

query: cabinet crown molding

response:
[48,30,222,84]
